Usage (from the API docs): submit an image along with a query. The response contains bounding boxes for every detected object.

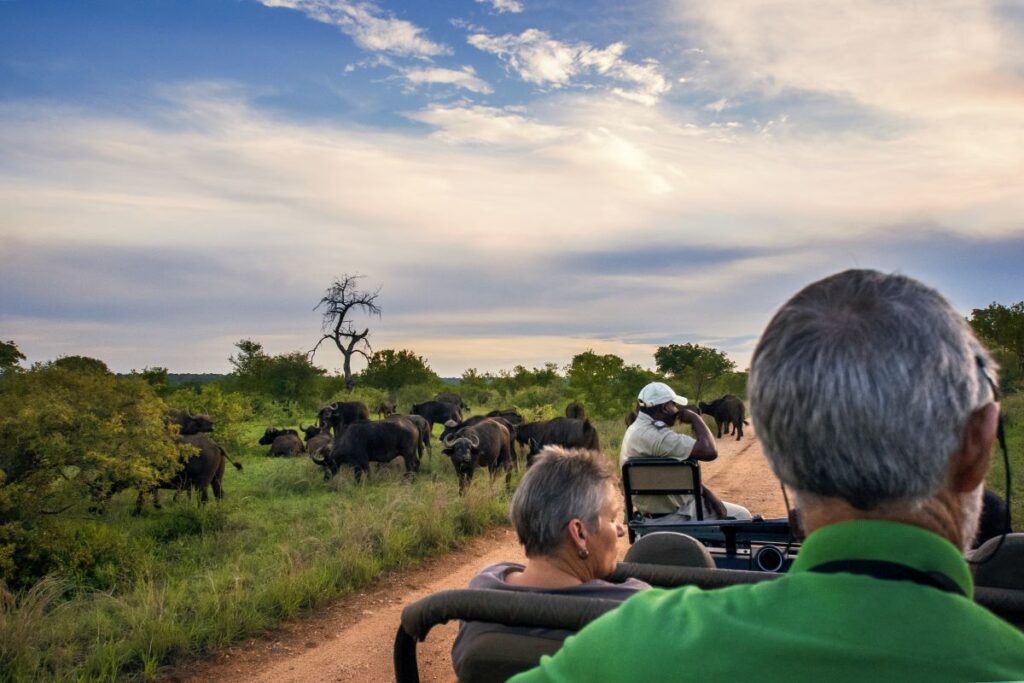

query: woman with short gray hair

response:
[451,446,648,674]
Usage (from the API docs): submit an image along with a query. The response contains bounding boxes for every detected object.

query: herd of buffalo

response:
[150,391,747,511]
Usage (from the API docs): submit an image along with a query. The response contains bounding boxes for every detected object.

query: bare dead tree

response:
[310,275,382,390]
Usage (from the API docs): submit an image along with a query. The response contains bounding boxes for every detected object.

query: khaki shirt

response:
[619,411,697,515]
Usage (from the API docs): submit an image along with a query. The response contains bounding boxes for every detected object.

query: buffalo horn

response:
[467,432,480,449]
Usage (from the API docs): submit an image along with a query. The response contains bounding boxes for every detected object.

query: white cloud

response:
[401,66,493,94]
[675,0,1024,120]
[2,78,1023,373]
[468,29,670,104]
[476,0,524,14]
[405,103,564,145]
[260,0,449,58]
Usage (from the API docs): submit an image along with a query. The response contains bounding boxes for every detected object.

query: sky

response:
[1,0,1023,377]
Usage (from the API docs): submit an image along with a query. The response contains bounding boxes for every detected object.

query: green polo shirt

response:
[511,521,1024,683]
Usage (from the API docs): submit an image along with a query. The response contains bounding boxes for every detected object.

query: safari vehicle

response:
[393,458,1024,683]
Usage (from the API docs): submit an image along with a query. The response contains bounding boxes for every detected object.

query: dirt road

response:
[172,428,785,683]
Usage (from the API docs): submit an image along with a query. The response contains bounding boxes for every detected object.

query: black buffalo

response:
[376,400,397,419]
[516,418,599,466]
[698,395,747,440]
[300,424,333,459]
[565,402,586,420]
[411,400,463,429]
[166,409,215,435]
[386,413,432,461]
[318,401,371,434]
[313,419,419,482]
[435,391,469,411]
[486,409,524,425]
[259,427,305,457]
[441,418,513,494]
[134,435,242,515]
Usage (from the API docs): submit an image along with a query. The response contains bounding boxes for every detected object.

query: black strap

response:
[809,559,966,597]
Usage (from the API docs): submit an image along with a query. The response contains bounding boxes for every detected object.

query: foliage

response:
[227,340,325,407]
[0,362,187,587]
[360,349,439,398]
[163,383,252,454]
[0,340,25,377]
[133,367,169,389]
[566,351,660,419]
[490,363,562,398]
[654,343,736,401]
[50,355,111,375]
[970,301,1024,390]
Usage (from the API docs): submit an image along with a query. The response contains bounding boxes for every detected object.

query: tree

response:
[566,351,658,419]
[228,339,270,395]
[311,275,382,390]
[0,340,25,374]
[263,352,326,406]
[654,343,736,401]
[970,301,1024,377]
[360,349,438,397]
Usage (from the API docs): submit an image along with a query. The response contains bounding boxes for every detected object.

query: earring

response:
[577,548,590,560]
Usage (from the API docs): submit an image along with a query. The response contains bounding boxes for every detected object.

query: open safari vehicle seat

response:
[623,457,800,571]
[394,531,1024,682]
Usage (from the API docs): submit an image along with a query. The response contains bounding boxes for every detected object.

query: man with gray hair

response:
[512,270,1024,682]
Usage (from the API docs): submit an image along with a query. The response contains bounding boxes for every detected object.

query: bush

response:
[0,362,187,588]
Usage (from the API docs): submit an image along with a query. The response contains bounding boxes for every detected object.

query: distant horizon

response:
[3,1,1022,375]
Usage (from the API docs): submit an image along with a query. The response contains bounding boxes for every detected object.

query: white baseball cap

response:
[637,382,688,408]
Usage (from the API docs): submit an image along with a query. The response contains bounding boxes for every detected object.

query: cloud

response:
[476,0,524,14]
[260,0,450,58]
[1,78,1022,374]
[404,103,564,145]
[675,0,1024,120]
[401,65,493,94]
[467,28,670,104]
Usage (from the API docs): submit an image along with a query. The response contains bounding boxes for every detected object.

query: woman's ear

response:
[567,518,587,550]
[949,402,999,493]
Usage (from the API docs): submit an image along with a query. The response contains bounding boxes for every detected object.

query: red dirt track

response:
[170,427,785,683]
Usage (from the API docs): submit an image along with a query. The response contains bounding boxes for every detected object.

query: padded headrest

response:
[624,532,715,569]
[971,533,1024,590]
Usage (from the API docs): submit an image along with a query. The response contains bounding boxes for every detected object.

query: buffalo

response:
[565,402,586,420]
[485,408,524,425]
[516,417,599,466]
[259,427,305,457]
[385,413,432,461]
[166,409,215,435]
[697,395,747,440]
[376,399,397,419]
[134,434,242,515]
[318,401,371,434]
[411,400,463,429]
[435,391,469,411]
[441,418,513,494]
[300,424,333,459]
[312,419,419,482]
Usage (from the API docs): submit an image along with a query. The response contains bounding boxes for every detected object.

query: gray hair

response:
[749,269,996,510]
[510,447,616,557]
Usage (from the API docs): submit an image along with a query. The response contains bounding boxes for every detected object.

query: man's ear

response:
[949,402,999,493]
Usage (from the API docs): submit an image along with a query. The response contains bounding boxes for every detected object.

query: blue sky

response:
[1,0,1023,376]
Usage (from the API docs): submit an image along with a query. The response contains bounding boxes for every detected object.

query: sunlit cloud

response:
[259,0,450,58]
[401,65,493,94]
[467,29,671,105]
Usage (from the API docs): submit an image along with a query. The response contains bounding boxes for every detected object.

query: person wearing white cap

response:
[619,381,751,520]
